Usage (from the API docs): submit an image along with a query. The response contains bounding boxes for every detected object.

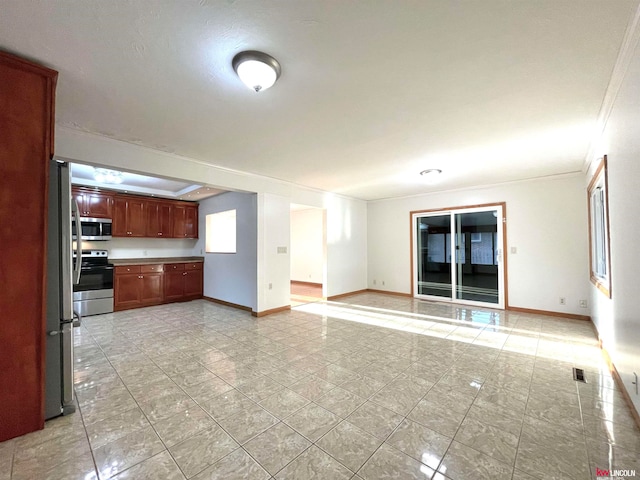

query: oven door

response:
[73,265,114,293]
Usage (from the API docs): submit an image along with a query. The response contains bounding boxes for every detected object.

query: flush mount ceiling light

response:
[93,167,124,184]
[232,50,281,92]
[420,169,442,184]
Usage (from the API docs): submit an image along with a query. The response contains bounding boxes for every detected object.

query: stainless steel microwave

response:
[72,217,112,241]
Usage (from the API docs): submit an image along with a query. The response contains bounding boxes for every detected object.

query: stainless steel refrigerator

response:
[45,159,82,419]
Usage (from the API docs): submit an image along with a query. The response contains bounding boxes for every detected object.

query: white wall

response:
[194,192,257,311]
[325,194,368,298]
[290,208,324,284]
[257,193,291,313]
[367,174,590,315]
[588,27,640,415]
[83,237,197,259]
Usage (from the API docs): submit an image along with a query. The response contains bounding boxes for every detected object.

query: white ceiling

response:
[1,1,637,200]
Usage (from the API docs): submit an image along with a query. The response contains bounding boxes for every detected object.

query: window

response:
[205,209,236,253]
[588,156,611,298]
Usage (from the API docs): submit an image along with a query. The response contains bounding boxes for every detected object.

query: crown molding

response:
[583,3,640,174]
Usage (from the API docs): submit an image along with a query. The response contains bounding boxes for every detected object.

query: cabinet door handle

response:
[183,272,187,276]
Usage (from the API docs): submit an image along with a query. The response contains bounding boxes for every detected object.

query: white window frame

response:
[587,156,612,298]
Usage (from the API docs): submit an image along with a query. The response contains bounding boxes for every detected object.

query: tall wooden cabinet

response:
[0,51,58,441]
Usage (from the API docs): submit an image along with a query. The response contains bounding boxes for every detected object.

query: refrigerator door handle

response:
[72,198,82,285]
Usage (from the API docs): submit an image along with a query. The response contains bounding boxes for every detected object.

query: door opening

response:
[290,204,327,306]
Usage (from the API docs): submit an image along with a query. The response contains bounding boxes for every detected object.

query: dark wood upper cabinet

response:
[0,51,58,442]
[112,193,197,239]
[113,196,146,237]
[72,187,113,218]
[146,201,173,238]
[173,204,199,238]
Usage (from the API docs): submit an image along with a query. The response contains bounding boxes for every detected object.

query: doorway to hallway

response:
[290,204,327,306]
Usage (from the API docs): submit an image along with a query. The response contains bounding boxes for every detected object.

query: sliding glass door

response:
[413,205,505,308]
[415,215,452,298]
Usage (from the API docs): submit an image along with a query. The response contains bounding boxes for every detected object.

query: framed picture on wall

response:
[587,155,612,298]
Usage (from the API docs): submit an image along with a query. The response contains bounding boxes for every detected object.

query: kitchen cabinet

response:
[72,187,113,218]
[0,51,58,441]
[114,265,164,311]
[173,204,198,238]
[113,196,146,237]
[184,262,204,298]
[114,261,202,311]
[164,263,185,302]
[165,262,203,300]
[146,201,173,238]
[111,193,198,239]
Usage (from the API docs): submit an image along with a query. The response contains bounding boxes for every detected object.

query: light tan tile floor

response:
[2,293,640,479]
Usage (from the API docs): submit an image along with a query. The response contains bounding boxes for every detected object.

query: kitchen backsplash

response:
[81,237,200,259]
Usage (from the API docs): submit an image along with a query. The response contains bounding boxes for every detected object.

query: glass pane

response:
[454,211,499,304]
[416,215,452,298]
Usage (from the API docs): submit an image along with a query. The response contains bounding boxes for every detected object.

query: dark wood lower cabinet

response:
[184,270,203,298]
[115,262,202,311]
[140,273,164,305]
[114,271,142,309]
[164,268,185,302]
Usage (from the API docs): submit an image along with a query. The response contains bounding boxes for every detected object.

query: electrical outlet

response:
[373,279,377,285]
[559,297,566,305]
[268,283,272,290]
[579,299,588,308]
[382,280,385,286]
[510,247,517,254]
[143,250,148,256]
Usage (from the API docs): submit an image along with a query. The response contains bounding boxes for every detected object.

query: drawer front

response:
[115,265,141,274]
[141,264,164,273]
[166,263,185,271]
[184,262,203,271]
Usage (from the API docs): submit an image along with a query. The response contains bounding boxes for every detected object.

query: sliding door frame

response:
[410,202,509,309]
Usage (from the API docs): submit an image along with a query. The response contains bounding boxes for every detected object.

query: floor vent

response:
[573,367,587,383]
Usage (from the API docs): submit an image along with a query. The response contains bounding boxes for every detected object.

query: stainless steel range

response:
[73,250,114,316]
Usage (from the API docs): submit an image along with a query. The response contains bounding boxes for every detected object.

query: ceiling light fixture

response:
[420,169,442,184]
[93,167,124,184]
[232,50,281,92]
